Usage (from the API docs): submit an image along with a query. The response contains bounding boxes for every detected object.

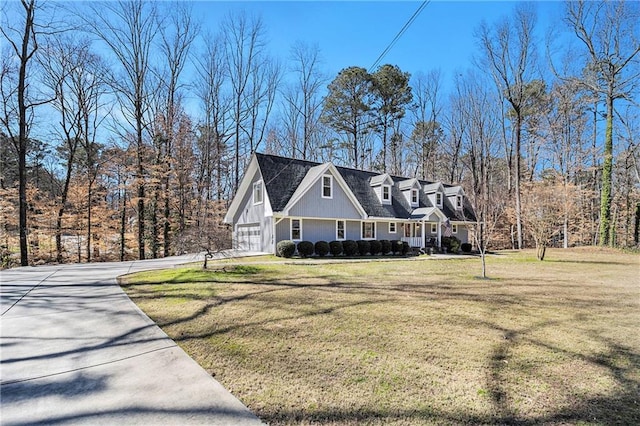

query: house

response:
[223,152,477,254]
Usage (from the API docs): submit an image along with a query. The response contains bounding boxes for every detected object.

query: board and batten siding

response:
[232,169,274,253]
[288,175,362,219]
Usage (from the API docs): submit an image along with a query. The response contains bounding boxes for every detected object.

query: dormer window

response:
[322,175,333,199]
[411,189,418,206]
[436,192,443,207]
[456,195,462,209]
[382,185,391,202]
[253,181,263,205]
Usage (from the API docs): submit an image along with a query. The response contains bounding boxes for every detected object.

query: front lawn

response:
[120,248,640,425]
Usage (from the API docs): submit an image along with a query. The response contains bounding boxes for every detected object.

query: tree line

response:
[1,0,638,267]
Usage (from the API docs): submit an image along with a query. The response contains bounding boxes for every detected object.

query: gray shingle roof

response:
[255,153,477,221]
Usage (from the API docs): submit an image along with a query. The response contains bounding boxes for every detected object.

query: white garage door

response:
[236,225,261,251]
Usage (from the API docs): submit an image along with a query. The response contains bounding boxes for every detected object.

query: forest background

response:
[1,0,638,267]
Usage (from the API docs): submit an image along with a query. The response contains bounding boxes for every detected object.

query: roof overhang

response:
[223,154,259,224]
[409,207,447,221]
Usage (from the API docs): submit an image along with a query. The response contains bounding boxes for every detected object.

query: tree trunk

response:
[515,112,523,249]
[598,91,614,246]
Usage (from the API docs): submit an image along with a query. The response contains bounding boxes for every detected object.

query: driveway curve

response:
[0,251,264,425]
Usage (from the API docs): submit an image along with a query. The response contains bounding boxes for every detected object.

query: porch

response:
[400,221,441,249]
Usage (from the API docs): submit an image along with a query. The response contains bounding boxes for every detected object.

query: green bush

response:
[297,241,314,258]
[343,240,358,256]
[402,241,410,255]
[276,240,296,258]
[369,240,382,255]
[441,236,461,254]
[380,240,391,255]
[329,240,343,257]
[357,240,371,256]
[314,241,329,257]
[390,240,402,255]
[461,243,472,253]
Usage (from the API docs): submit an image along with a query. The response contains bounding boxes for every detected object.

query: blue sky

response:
[192,1,566,85]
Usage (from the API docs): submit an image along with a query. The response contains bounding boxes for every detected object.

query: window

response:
[253,181,263,205]
[291,219,302,240]
[382,185,391,202]
[431,223,437,234]
[411,189,418,205]
[436,192,443,207]
[452,224,458,234]
[389,222,396,233]
[322,175,333,198]
[336,220,345,240]
[456,195,462,209]
[362,221,376,239]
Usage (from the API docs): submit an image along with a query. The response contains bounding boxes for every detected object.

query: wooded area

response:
[1,0,638,267]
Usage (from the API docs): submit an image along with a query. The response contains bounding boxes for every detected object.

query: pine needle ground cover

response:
[120,248,640,425]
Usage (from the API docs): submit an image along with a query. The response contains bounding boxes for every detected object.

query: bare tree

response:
[221,11,267,194]
[477,2,538,249]
[0,0,54,265]
[280,41,326,160]
[82,0,159,260]
[194,32,232,202]
[410,70,442,180]
[457,71,505,277]
[565,0,640,246]
[151,2,198,257]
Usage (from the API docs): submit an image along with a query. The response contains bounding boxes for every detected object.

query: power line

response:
[369,1,430,72]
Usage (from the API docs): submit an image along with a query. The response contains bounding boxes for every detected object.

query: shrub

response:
[314,241,329,257]
[357,240,371,256]
[380,240,391,255]
[343,240,358,256]
[369,240,382,255]
[461,243,472,253]
[402,241,410,255]
[441,236,461,254]
[390,240,402,255]
[297,241,314,258]
[329,240,343,257]
[276,240,296,258]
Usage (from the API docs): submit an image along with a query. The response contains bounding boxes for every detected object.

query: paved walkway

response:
[0,251,265,425]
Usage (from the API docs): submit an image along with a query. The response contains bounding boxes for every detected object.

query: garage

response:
[236,225,261,251]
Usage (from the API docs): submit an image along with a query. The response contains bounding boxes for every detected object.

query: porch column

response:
[437,220,442,248]
[421,220,426,248]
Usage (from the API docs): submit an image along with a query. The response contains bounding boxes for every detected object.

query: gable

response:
[283,163,366,219]
[287,168,363,219]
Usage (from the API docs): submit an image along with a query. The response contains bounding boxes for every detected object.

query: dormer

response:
[423,182,445,208]
[444,186,465,210]
[370,173,393,205]
[399,178,421,208]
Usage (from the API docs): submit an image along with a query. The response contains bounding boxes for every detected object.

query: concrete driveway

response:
[0,252,264,425]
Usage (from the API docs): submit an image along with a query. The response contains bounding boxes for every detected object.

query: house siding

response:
[232,169,273,252]
[288,174,362,219]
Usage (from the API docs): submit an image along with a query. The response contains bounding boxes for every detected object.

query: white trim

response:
[283,163,367,218]
[361,221,376,240]
[224,154,260,223]
[436,192,443,207]
[411,189,419,206]
[291,218,302,241]
[253,180,264,205]
[456,195,462,210]
[389,222,397,233]
[321,175,333,199]
[452,224,458,234]
[336,219,346,241]
[431,223,437,234]
[382,184,391,204]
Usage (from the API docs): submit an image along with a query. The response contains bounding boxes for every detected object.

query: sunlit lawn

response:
[120,248,640,425]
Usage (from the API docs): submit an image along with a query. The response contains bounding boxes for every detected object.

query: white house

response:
[223,153,476,254]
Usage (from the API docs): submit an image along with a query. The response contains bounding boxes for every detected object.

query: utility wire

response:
[369,0,430,72]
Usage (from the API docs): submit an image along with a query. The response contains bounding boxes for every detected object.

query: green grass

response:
[121,248,640,425]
